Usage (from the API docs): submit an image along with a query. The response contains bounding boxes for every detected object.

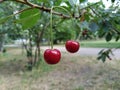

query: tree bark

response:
[0,34,4,52]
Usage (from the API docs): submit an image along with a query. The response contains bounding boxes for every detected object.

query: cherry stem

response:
[53,6,72,17]
[50,6,53,49]
[50,6,72,49]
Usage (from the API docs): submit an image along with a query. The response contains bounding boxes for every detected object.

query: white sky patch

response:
[88,0,112,9]
[60,2,68,7]
[61,0,119,9]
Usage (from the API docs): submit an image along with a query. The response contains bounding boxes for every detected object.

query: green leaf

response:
[0,15,13,24]
[68,0,80,7]
[111,0,115,3]
[54,0,62,6]
[97,55,102,60]
[80,0,87,3]
[68,0,75,7]
[84,13,90,22]
[38,0,62,6]
[98,49,104,54]
[62,1,72,11]
[97,49,113,62]
[115,35,120,42]
[105,32,112,42]
[16,8,40,29]
[102,54,106,63]
[37,0,48,3]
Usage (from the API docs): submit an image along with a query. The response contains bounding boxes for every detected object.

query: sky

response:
[88,0,120,9]
[61,0,120,9]
[88,0,112,9]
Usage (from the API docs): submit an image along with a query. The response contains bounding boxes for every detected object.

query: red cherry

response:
[44,49,61,64]
[65,40,80,53]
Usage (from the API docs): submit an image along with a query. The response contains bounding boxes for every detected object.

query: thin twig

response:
[12,0,71,19]
[0,0,4,3]
[80,2,100,10]
[89,7,120,34]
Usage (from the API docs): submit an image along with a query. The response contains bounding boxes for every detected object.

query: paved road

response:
[4,44,120,59]
[41,46,120,59]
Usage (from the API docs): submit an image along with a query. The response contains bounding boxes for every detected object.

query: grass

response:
[0,48,56,89]
[75,86,84,90]
[80,39,120,48]
[0,47,120,90]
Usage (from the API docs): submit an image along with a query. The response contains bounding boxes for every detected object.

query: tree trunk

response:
[0,34,4,52]
[0,41,3,52]
[33,34,41,65]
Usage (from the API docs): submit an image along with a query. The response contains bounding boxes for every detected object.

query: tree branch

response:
[0,0,4,3]
[1,0,101,19]
[12,0,72,19]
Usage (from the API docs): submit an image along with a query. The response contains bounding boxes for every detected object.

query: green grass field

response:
[80,39,120,48]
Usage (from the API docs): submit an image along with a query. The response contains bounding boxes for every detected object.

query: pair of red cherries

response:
[44,40,80,65]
